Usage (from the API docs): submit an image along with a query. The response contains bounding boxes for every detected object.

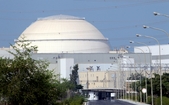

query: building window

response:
[110,57,116,60]
[96,76,98,82]
[53,57,57,59]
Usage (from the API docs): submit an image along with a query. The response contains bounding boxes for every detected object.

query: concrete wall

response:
[135,44,169,63]
[59,58,74,80]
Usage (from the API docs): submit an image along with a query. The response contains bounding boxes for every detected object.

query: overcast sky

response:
[0,0,169,51]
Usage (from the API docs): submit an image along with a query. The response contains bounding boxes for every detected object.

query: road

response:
[87,100,136,105]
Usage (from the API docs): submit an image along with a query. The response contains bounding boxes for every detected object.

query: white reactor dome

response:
[17,15,111,53]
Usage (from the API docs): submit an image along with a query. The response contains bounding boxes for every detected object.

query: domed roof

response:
[38,14,85,20]
[18,15,111,53]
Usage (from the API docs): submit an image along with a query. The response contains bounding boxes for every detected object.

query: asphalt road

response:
[88,100,136,105]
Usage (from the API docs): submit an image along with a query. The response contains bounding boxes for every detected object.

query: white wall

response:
[48,64,59,75]
[135,44,169,55]
[88,91,98,100]
[59,58,74,79]
[0,49,14,58]
[135,44,169,63]
[78,63,119,72]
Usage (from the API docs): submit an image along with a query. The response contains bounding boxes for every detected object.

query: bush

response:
[147,96,156,104]
[147,96,152,104]
[69,95,84,105]
[60,94,84,105]
[154,96,169,105]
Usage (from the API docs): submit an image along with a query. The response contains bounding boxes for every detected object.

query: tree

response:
[127,72,145,80]
[129,73,147,94]
[131,73,169,98]
[0,40,68,105]
[70,64,83,91]
[56,78,74,101]
[153,73,169,97]
[0,39,85,105]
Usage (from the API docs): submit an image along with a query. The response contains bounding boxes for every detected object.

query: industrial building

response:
[1,14,166,100]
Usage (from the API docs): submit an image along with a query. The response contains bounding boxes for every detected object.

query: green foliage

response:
[161,73,169,97]
[69,95,84,105]
[64,94,84,105]
[128,72,145,80]
[130,72,169,104]
[0,39,85,105]
[152,73,169,97]
[55,79,74,100]
[0,40,70,105]
[130,73,146,94]
[70,64,83,91]
[154,96,169,105]
[131,81,140,92]
[56,94,84,105]
[147,96,152,104]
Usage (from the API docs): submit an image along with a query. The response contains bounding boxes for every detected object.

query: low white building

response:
[135,44,169,64]
[0,14,158,101]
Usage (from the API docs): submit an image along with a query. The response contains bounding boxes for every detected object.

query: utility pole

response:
[87,71,89,89]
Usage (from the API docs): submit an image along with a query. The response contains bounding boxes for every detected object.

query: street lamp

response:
[136,34,162,105]
[135,47,147,103]
[103,71,109,88]
[118,53,129,100]
[130,40,153,104]
[117,54,126,99]
[143,25,169,38]
[126,46,142,102]
[153,12,169,18]
[124,56,133,100]
[129,40,151,53]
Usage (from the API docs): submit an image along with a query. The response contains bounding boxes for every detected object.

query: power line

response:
[0,0,168,14]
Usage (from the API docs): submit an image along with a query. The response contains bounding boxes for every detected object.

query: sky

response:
[0,0,169,51]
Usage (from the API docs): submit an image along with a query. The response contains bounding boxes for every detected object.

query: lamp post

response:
[153,12,169,18]
[118,53,127,99]
[104,71,109,88]
[130,40,153,104]
[143,25,169,38]
[119,50,131,100]
[86,69,89,89]
[136,34,162,105]
[118,54,126,99]
[135,47,147,103]
[129,40,151,53]
[125,58,132,100]
[126,46,142,102]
